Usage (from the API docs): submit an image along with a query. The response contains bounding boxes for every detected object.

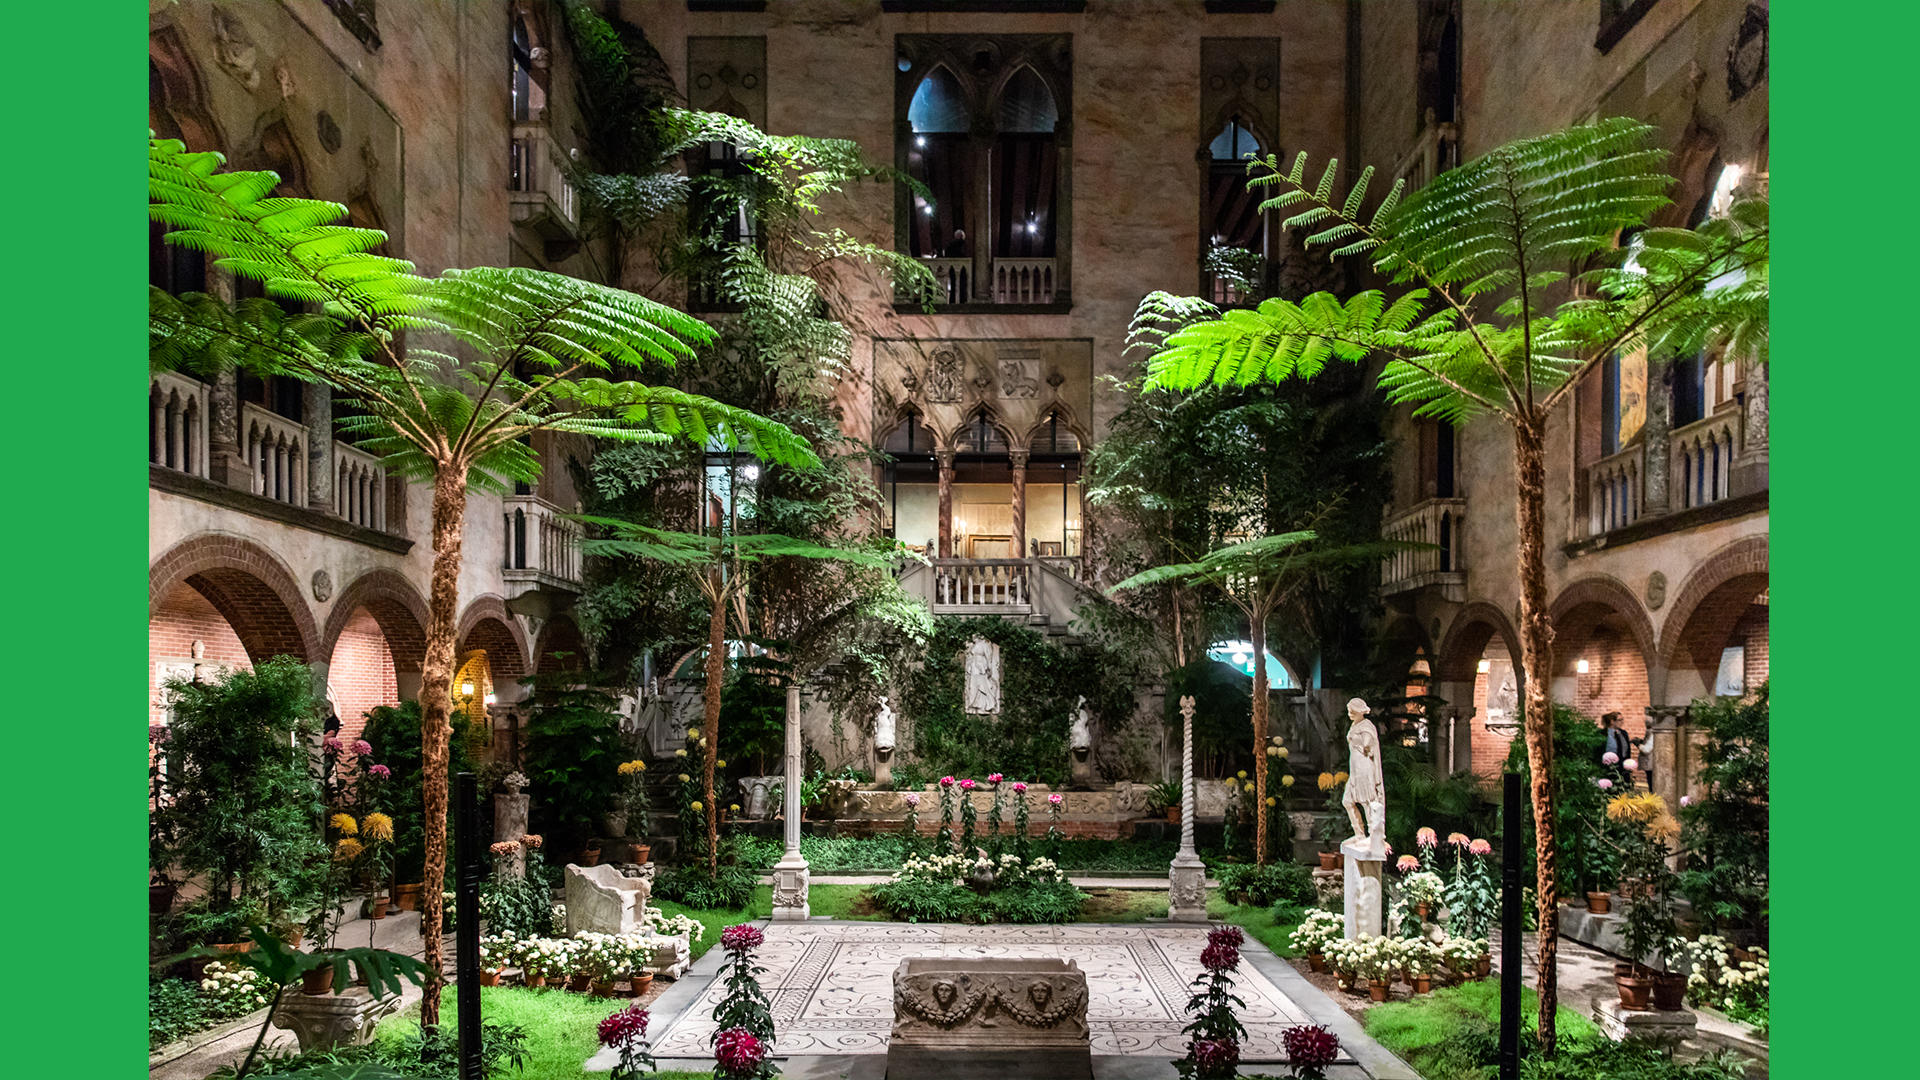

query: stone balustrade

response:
[333,440,389,532]
[925,257,972,304]
[1381,496,1467,598]
[1585,443,1644,537]
[503,494,583,588]
[992,258,1056,304]
[241,402,309,509]
[933,558,1030,612]
[1672,408,1743,511]
[509,121,579,236]
[150,371,211,479]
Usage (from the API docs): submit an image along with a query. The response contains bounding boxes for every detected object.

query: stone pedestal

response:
[494,793,530,878]
[874,750,893,789]
[1069,750,1094,788]
[1341,837,1384,939]
[771,684,811,921]
[771,854,811,922]
[888,957,1092,1080]
[270,988,401,1053]
[646,933,694,979]
[1310,866,1343,908]
[1167,855,1208,922]
[1594,998,1696,1047]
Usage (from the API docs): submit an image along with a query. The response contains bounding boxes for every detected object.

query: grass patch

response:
[1208,895,1302,958]
[1362,980,1598,1080]
[1077,888,1169,921]
[806,883,886,920]
[651,884,769,960]
[374,986,622,1080]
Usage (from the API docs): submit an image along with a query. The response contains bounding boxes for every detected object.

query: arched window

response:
[992,67,1059,261]
[957,411,1010,456]
[1204,116,1270,305]
[907,67,973,261]
[510,15,546,123]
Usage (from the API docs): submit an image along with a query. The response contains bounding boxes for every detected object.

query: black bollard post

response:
[1499,770,1522,1080]
[456,772,483,1079]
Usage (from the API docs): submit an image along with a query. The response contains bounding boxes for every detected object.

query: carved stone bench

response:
[887,957,1091,1079]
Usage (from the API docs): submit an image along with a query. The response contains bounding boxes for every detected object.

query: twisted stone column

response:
[936,449,956,559]
[1008,448,1029,557]
[1168,694,1207,921]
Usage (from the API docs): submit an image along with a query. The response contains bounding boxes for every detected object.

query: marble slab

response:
[647,922,1351,1062]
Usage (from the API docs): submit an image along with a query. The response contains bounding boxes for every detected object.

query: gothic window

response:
[1203,117,1270,305]
[906,67,974,260]
[511,14,546,123]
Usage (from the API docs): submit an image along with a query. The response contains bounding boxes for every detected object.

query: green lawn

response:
[1362,980,1599,1080]
[650,885,770,959]
[1207,896,1303,958]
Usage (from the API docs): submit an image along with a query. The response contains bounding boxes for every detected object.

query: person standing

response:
[1600,712,1631,784]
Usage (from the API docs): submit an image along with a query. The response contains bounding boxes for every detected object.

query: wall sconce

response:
[1575,659,1590,675]
[461,681,475,697]
[1476,659,1491,674]
[484,692,497,707]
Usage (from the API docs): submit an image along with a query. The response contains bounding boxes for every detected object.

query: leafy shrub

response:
[1519,1040,1753,1080]
[149,977,220,1049]
[521,674,627,856]
[222,1021,530,1077]
[1382,742,1500,868]
[1215,861,1315,907]
[362,700,483,885]
[653,865,759,910]
[1503,705,1624,896]
[868,878,1085,923]
[984,880,1087,923]
[479,849,558,940]
[1679,683,1768,943]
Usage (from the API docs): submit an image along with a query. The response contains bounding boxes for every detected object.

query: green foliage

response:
[520,674,627,855]
[1380,743,1499,864]
[149,977,228,1050]
[1214,861,1316,908]
[1679,683,1768,942]
[653,865,760,911]
[902,617,1137,786]
[1162,659,1256,768]
[868,879,1087,924]
[717,657,789,773]
[361,701,481,884]
[1504,706,1621,896]
[226,1021,529,1078]
[152,657,328,932]
[1363,980,1602,1080]
[479,847,559,941]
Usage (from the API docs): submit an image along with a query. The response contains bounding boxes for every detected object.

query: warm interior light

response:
[461,681,475,696]
[484,692,497,707]
[1476,659,1492,674]
[1575,659,1590,675]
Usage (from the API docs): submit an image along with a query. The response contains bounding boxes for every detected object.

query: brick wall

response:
[1567,630,1650,738]
[327,607,399,745]
[149,583,251,724]
[1735,602,1769,689]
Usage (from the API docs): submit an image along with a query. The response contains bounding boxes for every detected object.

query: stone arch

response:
[534,616,590,673]
[1549,575,1657,735]
[323,569,430,677]
[1658,537,1769,702]
[1435,601,1524,685]
[1024,404,1088,455]
[150,533,321,664]
[946,404,1017,454]
[456,595,530,680]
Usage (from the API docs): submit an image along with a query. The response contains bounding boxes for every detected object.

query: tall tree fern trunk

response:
[1513,420,1559,1055]
[702,566,727,877]
[417,467,468,1031]
[1251,612,1270,864]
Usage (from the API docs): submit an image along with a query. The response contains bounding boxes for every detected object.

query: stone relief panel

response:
[688,37,767,128]
[874,338,1093,450]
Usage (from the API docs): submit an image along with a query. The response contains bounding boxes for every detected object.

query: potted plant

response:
[1353,936,1398,1002]
[1289,910,1344,973]
[1147,779,1183,823]
[1400,938,1442,994]
[519,937,557,987]
[616,758,653,858]
[1322,938,1359,993]
[1314,770,1350,868]
[1606,792,1682,1011]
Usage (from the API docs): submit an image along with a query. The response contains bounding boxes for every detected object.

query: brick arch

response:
[150,533,321,664]
[534,616,589,673]
[456,595,529,679]
[1435,601,1523,684]
[1548,575,1656,671]
[1658,536,1769,674]
[324,569,430,675]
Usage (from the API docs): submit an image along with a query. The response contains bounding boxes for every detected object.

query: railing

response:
[509,122,579,236]
[1673,410,1743,512]
[1391,119,1459,194]
[1381,497,1468,594]
[1586,444,1643,537]
[503,494,583,588]
[925,258,972,304]
[334,440,389,532]
[933,558,1030,611]
[150,371,210,479]
[241,403,308,509]
[992,258,1056,304]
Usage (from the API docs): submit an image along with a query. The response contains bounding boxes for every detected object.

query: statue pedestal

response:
[1166,853,1208,922]
[494,793,530,878]
[1069,752,1093,788]
[874,753,893,789]
[1594,999,1696,1047]
[1341,837,1384,939]
[270,988,401,1053]
[770,850,811,921]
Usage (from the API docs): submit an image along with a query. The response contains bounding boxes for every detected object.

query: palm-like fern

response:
[149,134,819,1031]
[1137,118,1768,1054]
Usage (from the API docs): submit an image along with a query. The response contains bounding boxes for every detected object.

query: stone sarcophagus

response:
[564,862,650,936]
[887,957,1091,1079]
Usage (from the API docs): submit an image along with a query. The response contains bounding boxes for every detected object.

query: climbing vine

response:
[901,617,1140,786]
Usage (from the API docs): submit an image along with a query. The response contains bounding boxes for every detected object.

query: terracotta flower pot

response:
[632,844,651,865]
[630,972,654,996]
[1368,979,1390,1002]
[369,897,389,920]
[592,980,617,997]
[1651,971,1687,1011]
[1474,957,1492,978]
[524,973,547,988]
[1318,851,1340,871]
[568,973,592,992]
[1415,903,1430,920]
[479,969,503,987]
[581,849,602,867]
[1616,970,1652,1011]
[1412,975,1431,994]
[1165,806,1181,824]
[393,883,425,912]
[301,960,336,995]
[1585,891,1612,914]
[1308,953,1327,973]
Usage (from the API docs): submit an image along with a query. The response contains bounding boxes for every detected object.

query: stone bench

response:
[887,956,1091,1079]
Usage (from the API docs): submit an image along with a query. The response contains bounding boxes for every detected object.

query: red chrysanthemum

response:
[714,1026,767,1072]
[1208,925,1246,949]
[1200,941,1240,972]
[598,1004,649,1047]
[1281,1023,1340,1066]
[1191,1036,1239,1072]
[720,924,765,952]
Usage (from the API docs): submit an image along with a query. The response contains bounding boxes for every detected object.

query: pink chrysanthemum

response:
[367,763,391,779]
[1680,795,1692,807]
[1200,941,1240,972]
[987,773,1003,784]
[1191,1036,1239,1072]
[903,792,920,806]
[1624,759,1638,771]
[1012,782,1028,793]
[1469,838,1492,856]
[1281,1023,1339,1067]
[1447,831,1468,846]
[1417,827,1437,847]
[939,776,955,787]
[1596,778,1613,790]
[960,778,976,790]
[1047,793,1063,805]
[323,736,344,752]
[1396,855,1420,873]
[1602,752,1619,765]
[714,1027,767,1073]
[598,1003,649,1047]
[720,924,764,952]
[353,739,373,756]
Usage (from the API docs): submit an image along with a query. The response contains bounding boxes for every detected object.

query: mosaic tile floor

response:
[649,922,1349,1061]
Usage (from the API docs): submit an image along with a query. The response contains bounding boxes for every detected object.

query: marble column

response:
[1641,363,1673,517]
[1168,695,1208,921]
[304,383,335,514]
[936,449,956,559]
[1643,705,1689,813]
[494,792,530,878]
[771,683,811,921]
[969,131,993,303]
[1008,449,1029,558]
[207,369,253,492]
[1732,361,1769,496]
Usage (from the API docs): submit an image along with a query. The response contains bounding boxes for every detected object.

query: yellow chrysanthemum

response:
[1333,771,1349,785]
[675,748,688,758]
[1606,792,1679,840]
[617,759,648,776]
[1264,796,1277,807]
[330,813,358,836]
[1317,772,1335,791]
[1281,774,1295,787]
[1236,770,1248,780]
[1244,782,1256,793]
[716,759,727,769]
[1277,747,1289,759]
[362,813,394,842]
[690,801,704,812]
[678,773,691,783]
[729,804,741,813]
[333,838,365,862]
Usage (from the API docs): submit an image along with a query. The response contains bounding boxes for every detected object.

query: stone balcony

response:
[502,494,583,593]
[1381,497,1468,601]
[509,120,580,259]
